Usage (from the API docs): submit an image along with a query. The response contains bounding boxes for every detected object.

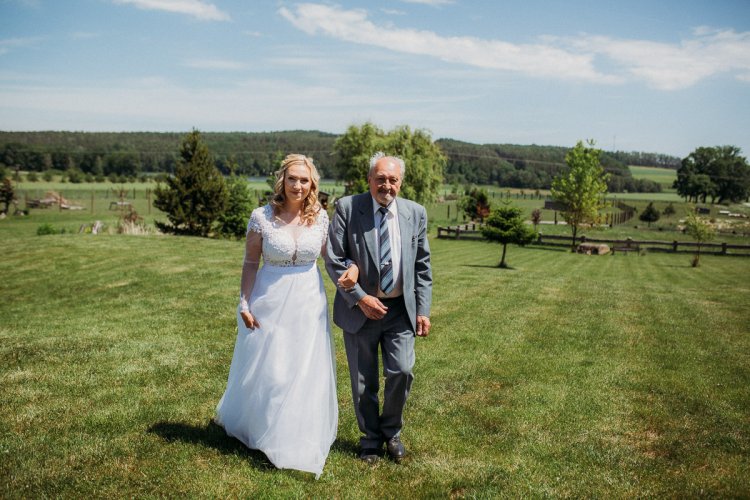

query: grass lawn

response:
[1,211,749,497]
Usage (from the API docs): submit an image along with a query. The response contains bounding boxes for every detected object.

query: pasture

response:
[1,209,749,497]
[629,165,678,188]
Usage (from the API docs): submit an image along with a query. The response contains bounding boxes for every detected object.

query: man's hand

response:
[240,310,261,330]
[416,315,431,337]
[357,295,388,320]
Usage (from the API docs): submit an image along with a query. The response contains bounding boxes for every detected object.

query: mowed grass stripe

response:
[1,232,748,497]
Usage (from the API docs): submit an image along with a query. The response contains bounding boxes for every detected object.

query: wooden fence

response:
[436,224,750,256]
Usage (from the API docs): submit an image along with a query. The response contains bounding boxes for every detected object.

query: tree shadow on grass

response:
[528,246,572,253]
[462,264,516,270]
[147,420,274,471]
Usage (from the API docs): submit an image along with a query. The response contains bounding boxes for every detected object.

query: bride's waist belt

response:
[262,261,317,275]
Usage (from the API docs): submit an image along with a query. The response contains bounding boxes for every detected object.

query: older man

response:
[325,152,432,463]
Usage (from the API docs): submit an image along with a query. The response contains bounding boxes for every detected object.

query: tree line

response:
[436,138,664,193]
[674,146,750,204]
[0,130,726,196]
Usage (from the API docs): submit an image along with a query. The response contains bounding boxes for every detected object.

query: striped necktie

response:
[378,206,394,294]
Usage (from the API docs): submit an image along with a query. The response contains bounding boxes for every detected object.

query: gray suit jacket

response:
[325,193,432,334]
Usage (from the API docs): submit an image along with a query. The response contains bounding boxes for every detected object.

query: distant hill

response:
[0,130,675,192]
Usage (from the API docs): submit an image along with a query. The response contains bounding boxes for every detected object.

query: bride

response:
[215,154,356,478]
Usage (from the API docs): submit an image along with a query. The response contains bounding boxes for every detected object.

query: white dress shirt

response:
[373,197,403,298]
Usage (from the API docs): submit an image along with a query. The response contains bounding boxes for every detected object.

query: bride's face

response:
[284,164,312,204]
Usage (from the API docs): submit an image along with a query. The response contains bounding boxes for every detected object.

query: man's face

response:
[368,158,402,207]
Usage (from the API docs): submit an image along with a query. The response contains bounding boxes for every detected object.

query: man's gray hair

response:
[368,151,405,177]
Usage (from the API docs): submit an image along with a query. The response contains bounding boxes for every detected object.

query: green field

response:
[629,165,678,188]
[2,210,749,497]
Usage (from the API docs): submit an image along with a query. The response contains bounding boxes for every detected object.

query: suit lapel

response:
[357,194,379,271]
[398,199,413,266]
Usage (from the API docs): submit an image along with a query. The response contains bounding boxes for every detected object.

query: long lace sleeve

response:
[239,216,263,312]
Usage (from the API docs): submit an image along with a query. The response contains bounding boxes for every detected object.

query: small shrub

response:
[37,223,59,236]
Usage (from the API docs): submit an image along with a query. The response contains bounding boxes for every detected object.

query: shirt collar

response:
[372,196,397,218]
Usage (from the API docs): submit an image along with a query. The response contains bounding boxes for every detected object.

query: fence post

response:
[673,240,678,252]
[447,204,450,219]
[722,242,727,255]
[455,227,460,240]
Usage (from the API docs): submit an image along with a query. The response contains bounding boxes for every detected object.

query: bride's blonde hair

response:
[270,154,321,225]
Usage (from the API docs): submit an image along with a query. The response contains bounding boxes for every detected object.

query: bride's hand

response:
[240,310,261,330]
[338,264,359,290]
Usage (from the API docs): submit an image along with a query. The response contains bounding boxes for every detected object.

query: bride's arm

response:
[239,230,262,329]
[321,234,359,290]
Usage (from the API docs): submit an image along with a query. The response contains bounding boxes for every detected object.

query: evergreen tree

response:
[551,140,609,251]
[663,202,676,217]
[481,203,537,268]
[459,187,490,222]
[217,174,256,239]
[639,202,660,227]
[154,130,228,237]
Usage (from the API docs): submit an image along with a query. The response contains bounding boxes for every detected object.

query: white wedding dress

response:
[215,204,337,478]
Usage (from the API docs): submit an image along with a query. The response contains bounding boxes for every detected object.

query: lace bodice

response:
[247,204,328,266]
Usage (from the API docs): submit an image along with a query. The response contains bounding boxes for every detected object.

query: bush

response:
[217,175,255,239]
[37,223,61,236]
[26,172,39,182]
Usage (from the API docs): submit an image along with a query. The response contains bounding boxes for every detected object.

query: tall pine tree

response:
[154,130,228,237]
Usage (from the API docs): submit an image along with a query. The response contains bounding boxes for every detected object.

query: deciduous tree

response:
[551,140,609,251]
[459,187,490,222]
[675,146,750,203]
[684,209,715,267]
[333,122,445,203]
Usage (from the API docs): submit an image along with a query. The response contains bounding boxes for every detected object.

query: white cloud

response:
[576,28,750,90]
[279,4,615,84]
[112,0,230,21]
[280,3,750,91]
[183,59,246,70]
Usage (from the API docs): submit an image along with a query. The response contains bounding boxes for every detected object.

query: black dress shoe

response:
[359,448,380,464]
[386,436,406,462]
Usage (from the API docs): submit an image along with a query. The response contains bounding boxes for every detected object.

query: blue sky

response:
[1,0,749,157]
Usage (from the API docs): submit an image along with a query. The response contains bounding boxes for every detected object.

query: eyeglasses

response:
[374,176,400,186]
